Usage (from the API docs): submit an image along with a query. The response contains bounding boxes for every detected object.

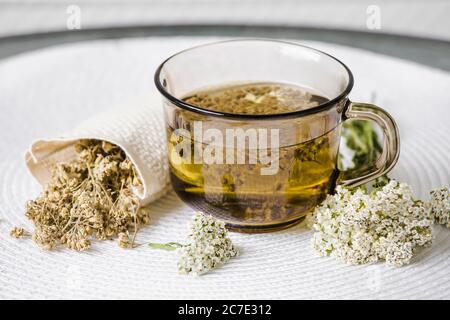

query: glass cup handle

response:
[338,101,401,187]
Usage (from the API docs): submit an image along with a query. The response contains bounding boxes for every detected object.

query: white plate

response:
[0,37,449,299]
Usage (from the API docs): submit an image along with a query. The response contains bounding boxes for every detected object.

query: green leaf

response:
[339,119,383,170]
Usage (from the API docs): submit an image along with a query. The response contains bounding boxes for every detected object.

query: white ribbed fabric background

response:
[0,37,449,299]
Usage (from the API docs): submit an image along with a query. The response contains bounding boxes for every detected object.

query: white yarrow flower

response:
[177,212,238,275]
[430,187,450,227]
[310,180,434,267]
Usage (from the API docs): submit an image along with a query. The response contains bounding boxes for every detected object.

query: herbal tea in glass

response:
[167,82,340,231]
[156,40,399,233]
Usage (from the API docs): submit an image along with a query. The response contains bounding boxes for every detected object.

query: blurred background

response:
[1,0,449,40]
[1,0,449,70]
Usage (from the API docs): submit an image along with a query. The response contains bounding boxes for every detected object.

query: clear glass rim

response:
[154,38,354,119]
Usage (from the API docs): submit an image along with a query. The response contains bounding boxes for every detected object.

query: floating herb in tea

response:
[184,83,326,115]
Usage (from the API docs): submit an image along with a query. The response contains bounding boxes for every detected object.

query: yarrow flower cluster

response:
[310,180,434,267]
[430,187,450,227]
[177,212,238,275]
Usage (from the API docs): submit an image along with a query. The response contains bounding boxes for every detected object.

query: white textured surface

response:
[0,37,449,299]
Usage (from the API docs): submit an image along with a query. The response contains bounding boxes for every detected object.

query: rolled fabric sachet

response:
[25,100,170,206]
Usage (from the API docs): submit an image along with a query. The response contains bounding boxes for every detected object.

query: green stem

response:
[148,242,185,251]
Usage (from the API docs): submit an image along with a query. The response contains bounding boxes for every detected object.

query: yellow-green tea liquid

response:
[168,82,340,232]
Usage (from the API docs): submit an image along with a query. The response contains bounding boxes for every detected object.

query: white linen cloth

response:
[0,37,448,299]
[25,101,170,206]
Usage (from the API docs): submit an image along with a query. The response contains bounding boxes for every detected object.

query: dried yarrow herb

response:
[183,83,321,115]
[23,139,150,251]
[10,227,29,239]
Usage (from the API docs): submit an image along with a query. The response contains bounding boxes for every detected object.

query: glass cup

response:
[155,39,400,233]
